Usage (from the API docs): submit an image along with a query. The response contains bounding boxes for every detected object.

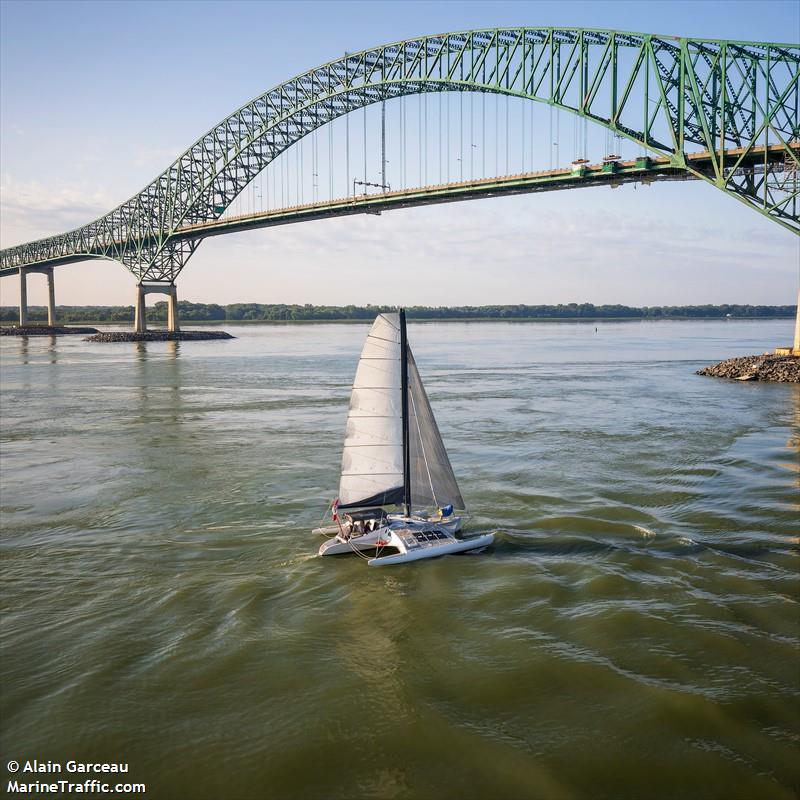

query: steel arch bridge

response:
[1,27,799,288]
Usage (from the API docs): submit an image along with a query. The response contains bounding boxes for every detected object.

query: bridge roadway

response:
[0,144,794,279]
[171,145,793,243]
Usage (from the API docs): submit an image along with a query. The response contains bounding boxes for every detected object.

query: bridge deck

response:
[0,144,794,277]
[166,143,793,241]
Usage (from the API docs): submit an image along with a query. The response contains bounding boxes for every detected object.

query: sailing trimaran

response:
[314,310,494,566]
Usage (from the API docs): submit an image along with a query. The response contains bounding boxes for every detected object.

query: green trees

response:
[1,303,795,323]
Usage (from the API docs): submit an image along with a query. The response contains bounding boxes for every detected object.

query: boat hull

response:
[318,528,391,556]
[317,515,463,557]
[368,531,495,566]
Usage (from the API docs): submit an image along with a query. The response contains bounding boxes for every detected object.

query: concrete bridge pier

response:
[46,268,56,325]
[18,267,27,326]
[775,287,800,356]
[794,287,800,355]
[18,266,56,326]
[134,282,180,333]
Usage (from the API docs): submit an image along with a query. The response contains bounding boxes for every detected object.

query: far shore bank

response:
[2,303,794,328]
[1,315,795,327]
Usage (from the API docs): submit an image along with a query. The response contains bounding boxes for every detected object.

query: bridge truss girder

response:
[1,28,798,280]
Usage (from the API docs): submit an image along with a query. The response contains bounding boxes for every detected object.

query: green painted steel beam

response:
[1,145,790,278]
[1,28,798,281]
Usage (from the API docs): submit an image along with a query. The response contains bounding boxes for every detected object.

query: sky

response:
[1,0,798,308]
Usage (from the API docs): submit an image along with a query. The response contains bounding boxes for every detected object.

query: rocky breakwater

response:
[697,353,800,383]
[1,325,99,336]
[85,330,234,342]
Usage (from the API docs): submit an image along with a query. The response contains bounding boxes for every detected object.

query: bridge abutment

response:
[135,282,180,333]
[18,266,56,326]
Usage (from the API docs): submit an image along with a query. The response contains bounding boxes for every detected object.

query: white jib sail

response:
[407,351,466,513]
[338,313,404,509]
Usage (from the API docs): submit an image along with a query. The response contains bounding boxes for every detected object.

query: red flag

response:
[332,497,339,522]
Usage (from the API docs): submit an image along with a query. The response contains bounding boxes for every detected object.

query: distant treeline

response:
[1,302,795,323]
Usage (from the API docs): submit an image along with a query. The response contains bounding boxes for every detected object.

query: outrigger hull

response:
[318,528,388,556]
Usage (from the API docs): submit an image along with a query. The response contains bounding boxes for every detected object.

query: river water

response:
[1,319,798,800]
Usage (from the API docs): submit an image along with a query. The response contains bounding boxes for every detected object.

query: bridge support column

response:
[18,267,28,326]
[167,284,180,332]
[135,282,180,333]
[134,284,147,333]
[794,287,800,355]
[46,268,56,326]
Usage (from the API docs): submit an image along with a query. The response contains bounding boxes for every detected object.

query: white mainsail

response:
[338,313,404,509]
[338,312,466,516]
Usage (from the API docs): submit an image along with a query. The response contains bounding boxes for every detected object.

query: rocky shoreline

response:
[84,330,234,342]
[696,354,799,383]
[1,325,99,336]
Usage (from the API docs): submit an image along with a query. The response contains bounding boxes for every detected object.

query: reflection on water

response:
[0,320,798,800]
[782,386,800,495]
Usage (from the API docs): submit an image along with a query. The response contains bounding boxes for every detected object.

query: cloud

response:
[0,175,114,245]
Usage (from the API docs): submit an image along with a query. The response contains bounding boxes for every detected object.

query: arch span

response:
[2,28,798,280]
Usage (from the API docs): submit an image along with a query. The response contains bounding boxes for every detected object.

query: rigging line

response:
[506,93,509,175]
[419,92,422,187]
[530,97,534,170]
[438,91,442,184]
[470,91,474,179]
[399,310,411,517]
[555,107,560,168]
[346,95,350,197]
[312,124,317,202]
[346,532,374,560]
[446,92,450,183]
[329,116,334,200]
[522,94,526,172]
[459,90,463,181]
[573,112,577,162]
[401,95,406,189]
[584,115,588,161]
[318,498,334,530]
[299,125,304,205]
[381,98,388,192]
[424,93,428,185]
[363,102,367,191]
[482,91,486,177]
[492,96,500,176]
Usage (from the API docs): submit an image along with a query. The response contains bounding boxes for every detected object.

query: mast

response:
[399,308,411,517]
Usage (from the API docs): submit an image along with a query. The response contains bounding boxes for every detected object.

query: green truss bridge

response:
[1,28,798,331]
